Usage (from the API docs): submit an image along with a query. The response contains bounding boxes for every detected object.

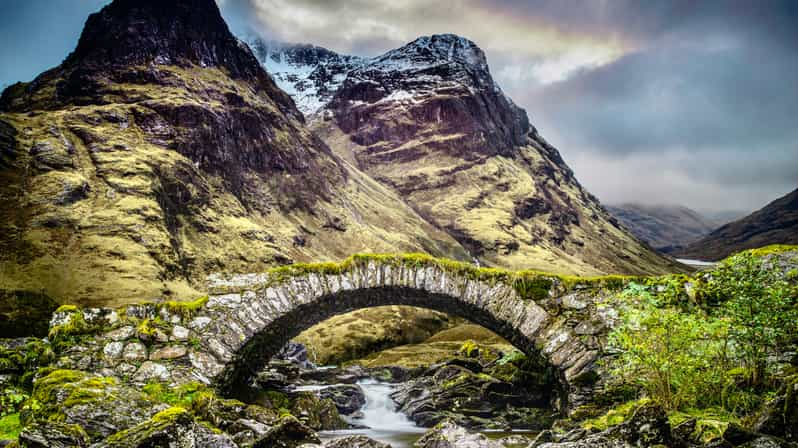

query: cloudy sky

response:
[2,0,797,214]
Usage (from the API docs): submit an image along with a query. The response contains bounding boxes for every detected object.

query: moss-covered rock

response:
[289,392,349,430]
[21,369,166,441]
[251,415,319,448]
[100,407,236,448]
[17,421,90,448]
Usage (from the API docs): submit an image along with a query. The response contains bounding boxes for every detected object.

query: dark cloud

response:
[504,1,798,212]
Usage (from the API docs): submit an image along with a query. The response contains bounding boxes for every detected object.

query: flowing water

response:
[319,379,426,446]
[318,379,536,447]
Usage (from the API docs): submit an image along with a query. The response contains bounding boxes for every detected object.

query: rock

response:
[133,361,170,382]
[529,430,554,447]
[253,415,320,448]
[171,325,190,341]
[603,403,671,446]
[122,342,147,362]
[228,418,272,446]
[497,434,533,446]
[18,422,91,448]
[738,436,796,448]
[278,342,314,368]
[672,418,698,445]
[148,345,187,360]
[193,395,277,432]
[392,362,554,430]
[754,378,798,441]
[413,420,502,447]
[104,326,135,342]
[323,435,392,448]
[99,407,237,448]
[724,422,759,446]
[257,360,300,389]
[190,316,212,330]
[103,341,125,359]
[318,384,366,415]
[291,391,350,430]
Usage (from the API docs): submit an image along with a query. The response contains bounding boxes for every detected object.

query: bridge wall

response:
[48,258,621,413]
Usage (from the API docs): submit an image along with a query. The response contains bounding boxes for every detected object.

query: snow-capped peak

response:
[245,36,366,116]
[243,33,499,117]
[370,34,488,72]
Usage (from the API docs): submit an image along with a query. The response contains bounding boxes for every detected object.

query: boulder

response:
[278,342,314,369]
[413,420,502,448]
[324,435,392,447]
[318,384,366,415]
[754,377,798,441]
[18,422,91,448]
[291,391,350,430]
[603,403,672,446]
[253,415,320,448]
[97,407,237,448]
[392,362,554,430]
[738,436,797,448]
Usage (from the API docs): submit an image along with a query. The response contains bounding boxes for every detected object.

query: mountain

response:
[0,0,467,307]
[676,188,798,261]
[606,203,718,252]
[252,35,682,275]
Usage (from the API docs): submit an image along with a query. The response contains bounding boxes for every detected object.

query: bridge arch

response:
[47,254,615,415]
[192,255,608,413]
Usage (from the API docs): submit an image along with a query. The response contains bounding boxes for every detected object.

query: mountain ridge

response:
[606,203,720,252]
[0,0,468,307]
[676,188,798,260]
[249,34,684,275]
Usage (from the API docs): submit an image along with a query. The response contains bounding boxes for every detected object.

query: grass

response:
[159,296,209,319]
[0,413,21,440]
[668,408,738,443]
[745,244,798,257]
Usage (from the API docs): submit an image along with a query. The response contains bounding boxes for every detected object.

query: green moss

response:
[0,413,21,440]
[216,252,640,299]
[159,295,209,319]
[744,244,798,257]
[142,381,206,408]
[459,340,479,358]
[265,390,290,409]
[136,319,157,338]
[47,311,90,340]
[668,408,738,443]
[104,406,192,446]
[54,304,79,313]
[151,406,189,424]
[582,398,650,430]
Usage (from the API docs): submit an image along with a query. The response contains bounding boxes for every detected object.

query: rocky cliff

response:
[0,0,466,307]
[255,35,682,275]
[676,188,798,260]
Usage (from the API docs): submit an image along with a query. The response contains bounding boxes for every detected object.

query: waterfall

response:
[351,379,423,433]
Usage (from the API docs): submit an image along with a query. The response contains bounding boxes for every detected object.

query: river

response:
[315,379,536,447]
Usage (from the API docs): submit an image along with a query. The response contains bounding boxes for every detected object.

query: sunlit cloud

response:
[234,0,632,84]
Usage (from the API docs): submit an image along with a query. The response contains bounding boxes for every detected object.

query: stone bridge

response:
[49,254,627,413]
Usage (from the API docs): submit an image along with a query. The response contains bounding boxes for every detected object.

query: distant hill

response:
[675,188,798,261]
[607,204,719,251]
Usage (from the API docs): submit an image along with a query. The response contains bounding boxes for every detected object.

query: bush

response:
[701,252,798,386]
[609,287,731,411]
[608,249,798,417]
